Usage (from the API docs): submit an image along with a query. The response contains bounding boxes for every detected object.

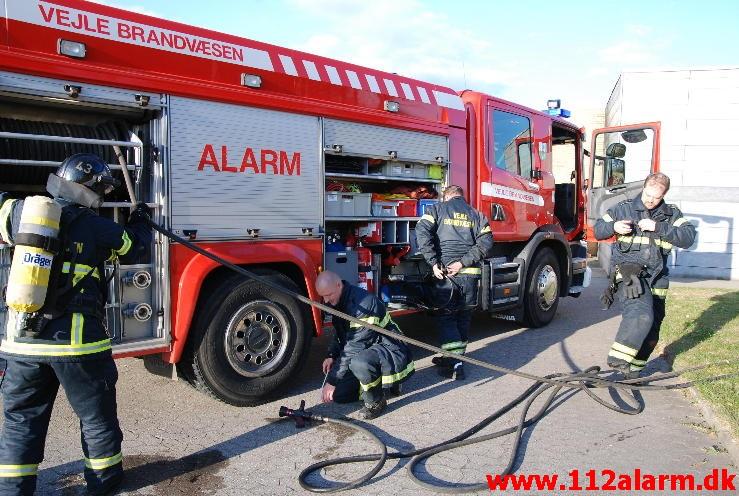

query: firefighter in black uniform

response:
[0,153,152,496]
[595,172,695,377]
[414,185,493,380]
[316,271,414,420]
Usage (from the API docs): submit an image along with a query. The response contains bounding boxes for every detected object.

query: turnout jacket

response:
[594,195,696,291]
[414,196,493,274]
[326,282,414,387]
[0,195,151,362]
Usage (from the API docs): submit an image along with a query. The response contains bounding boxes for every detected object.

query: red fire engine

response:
[0,0,660,405]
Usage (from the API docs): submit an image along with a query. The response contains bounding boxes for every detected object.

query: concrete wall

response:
[607,68,739,280]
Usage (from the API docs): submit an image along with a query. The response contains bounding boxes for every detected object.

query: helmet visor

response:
[96,175,121,195]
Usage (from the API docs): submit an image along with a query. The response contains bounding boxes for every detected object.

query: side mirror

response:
[606,143,626,158]
[621,129,647,143]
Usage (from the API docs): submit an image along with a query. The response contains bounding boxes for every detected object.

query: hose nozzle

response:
[279,400,315,428]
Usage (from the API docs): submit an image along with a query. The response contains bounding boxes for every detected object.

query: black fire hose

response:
[144,218,737,492]
[280,365,734,493]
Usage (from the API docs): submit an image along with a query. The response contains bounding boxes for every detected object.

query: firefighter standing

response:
[595,173,696,377]
[414,185,493,380]
[0,154,152,496]
[316,271,414,420]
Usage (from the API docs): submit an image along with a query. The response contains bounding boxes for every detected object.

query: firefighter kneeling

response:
[316,271,414,420]
[595,173,696,378]
[0,154,152,496]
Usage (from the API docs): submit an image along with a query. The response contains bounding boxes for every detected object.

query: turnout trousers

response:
[436,275,478,357]
[333,346,412,405]
[0,358,123,496]
[608,283,667,373]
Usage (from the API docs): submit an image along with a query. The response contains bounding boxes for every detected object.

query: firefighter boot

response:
[87,472,124,496]
[609,362,640,381]
[431,355,455,368]
[387,383,402,398]
[359,398,387,420]
[438,361,465,381]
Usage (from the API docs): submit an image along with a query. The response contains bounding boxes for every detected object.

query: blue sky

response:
[95,0,739,114]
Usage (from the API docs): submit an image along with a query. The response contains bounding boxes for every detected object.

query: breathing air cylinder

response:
[5,196,62,338]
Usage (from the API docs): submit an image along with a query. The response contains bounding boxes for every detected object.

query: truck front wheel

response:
[183,271,311,406]
[523,247,560,328]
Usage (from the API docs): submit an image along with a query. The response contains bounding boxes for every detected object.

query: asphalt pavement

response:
[5,271,738,495]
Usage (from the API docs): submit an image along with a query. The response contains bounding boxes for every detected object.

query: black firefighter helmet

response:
[47,153,121,207]
[56,153,120,196]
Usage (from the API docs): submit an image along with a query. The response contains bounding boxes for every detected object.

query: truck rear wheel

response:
[183,271,311,406]
[523,247,560,328]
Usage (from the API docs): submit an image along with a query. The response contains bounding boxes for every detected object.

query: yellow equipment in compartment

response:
[5,196,62,335]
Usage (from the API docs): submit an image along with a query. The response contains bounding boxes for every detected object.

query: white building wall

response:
[607,68,739,280]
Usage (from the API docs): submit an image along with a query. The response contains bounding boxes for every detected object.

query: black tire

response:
[182,271,311,406]
[523,247,560,328]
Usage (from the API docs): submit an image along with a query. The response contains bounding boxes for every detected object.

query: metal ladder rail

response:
[0,131,141,171]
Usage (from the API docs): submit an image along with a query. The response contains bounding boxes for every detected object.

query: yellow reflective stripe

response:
[651,287,668,297]
[360,375,383,391]
[116,231,133,256]
[350,312,391,329]
[360,362,416,391]
[608,349,637,364]
[0,464,38,477]
[458,267,481,275]
[480,225,491,234]
[420,214,435,223]
[602,213,614,222]
[616,235,650,245]
[631,358,647,367]
[654,239,673,250]
[85,452,122,471]
[0,199,17,242]
[381,361,415,385]
[673,217,689,227]
[611,342,639,357]
[24,216,60,230]
[62,262,100,280]
[71,313,84,345]
[441,341,467,353]
[0,338,112,357]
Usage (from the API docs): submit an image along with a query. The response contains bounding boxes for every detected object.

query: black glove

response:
[614,263,645,300]
[600,283,616,309]
[127,202,152,224]
[622,274,643,299]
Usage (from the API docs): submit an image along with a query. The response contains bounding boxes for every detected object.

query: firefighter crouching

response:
[414,185,493,380]
[316,271,414,420]
[0,154,152,496]
[595,172,696,378]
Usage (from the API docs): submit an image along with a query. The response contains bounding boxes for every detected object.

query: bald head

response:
[316,271,343,306]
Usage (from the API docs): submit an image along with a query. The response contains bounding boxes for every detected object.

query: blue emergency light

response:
[544,99,571,118]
